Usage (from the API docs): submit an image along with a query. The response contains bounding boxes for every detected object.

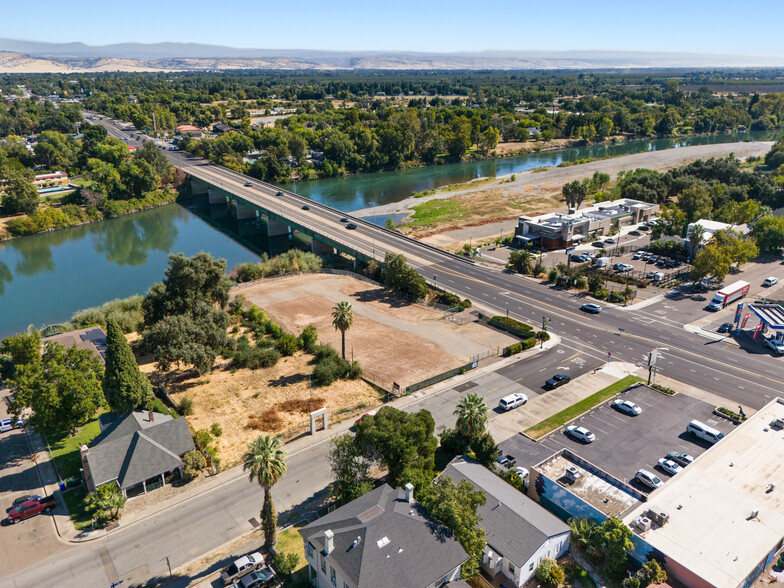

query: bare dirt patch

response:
[233,273,517,388]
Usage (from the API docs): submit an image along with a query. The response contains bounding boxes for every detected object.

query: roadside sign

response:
[753,323,764,339]
[735,302,743,324]
[741,313,751,329]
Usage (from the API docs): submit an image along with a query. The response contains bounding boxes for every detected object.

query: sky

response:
[2,0,784,56]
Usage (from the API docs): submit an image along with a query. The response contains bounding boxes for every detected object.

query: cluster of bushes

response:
[100,189,177,218]
[5,204,104,236]
[716,406,746,421]
[435,291,472,311]
[311,343,362,386]
[646,239,688,259]
[504,338,537,356]
[650,383,676,396]
[70,295,145,333]
[488,315,534,338]
[231,250,323,283]
[230,336,282,370]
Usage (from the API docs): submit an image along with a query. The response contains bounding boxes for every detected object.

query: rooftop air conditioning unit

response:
[565,466,580,481]
[634,516,652,532]
[648,510,670,526]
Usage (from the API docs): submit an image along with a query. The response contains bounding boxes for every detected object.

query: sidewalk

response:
[489,361,640,442]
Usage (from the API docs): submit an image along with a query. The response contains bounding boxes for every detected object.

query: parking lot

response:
[503,385,738,493]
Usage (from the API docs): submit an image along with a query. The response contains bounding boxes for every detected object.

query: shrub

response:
[233,262,263,283]
[547,267,559,282]
[458,298,472,311]
[650,383,676,395]
[178,396,194,416]
[70,295,144,333]
[346,360,363,379]
[276,333,300,356]
[607,291,624,303]
[575,276,588,289]
[182,450,207,481]
[312,343,340,363]
[536,331,550,342]
[266,321,283,339]
[593,287,609,300]
[312,358,343,386]
[232,341,281,369]
[147,396,172,417]
[536,557,566,586]
[532,262,546,276]
[210,422,223,437]
[717,406,746,421]
[439,428,471,456]
[273,552,301,578]
[504,342,523,356]
[521,337,537,350]
[437,292,462,306]
[488,316,533,339]
[298,324,318,352]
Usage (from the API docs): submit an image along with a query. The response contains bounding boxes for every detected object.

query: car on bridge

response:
[276,191,283,196]
[545,374,571,389]
[244,182,253,187]
[580,303,601,314]
[346,223,357,230]
[340,217,349,223]
[301,205,310,211]
[565,426,595,444]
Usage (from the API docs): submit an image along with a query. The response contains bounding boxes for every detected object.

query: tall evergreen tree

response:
[103,319,155,412]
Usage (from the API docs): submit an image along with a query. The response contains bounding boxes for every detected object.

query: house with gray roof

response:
[440,456,570,586]
[299,483,468,588]
[80,410,195,498]
[43,326,108,363]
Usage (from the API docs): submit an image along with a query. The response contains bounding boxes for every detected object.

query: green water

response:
[1,131,778,338]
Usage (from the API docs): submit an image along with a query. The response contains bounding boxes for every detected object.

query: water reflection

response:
[0,259,11,295]
[92,205,179,266]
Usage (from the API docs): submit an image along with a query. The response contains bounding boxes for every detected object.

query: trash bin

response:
[59,482,66,492]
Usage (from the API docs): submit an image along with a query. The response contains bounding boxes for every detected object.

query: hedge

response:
[489,316,534,339]
[650,383,675,396]
[503,337,537,356]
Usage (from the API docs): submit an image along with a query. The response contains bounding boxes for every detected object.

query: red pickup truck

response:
[7,495,56,524]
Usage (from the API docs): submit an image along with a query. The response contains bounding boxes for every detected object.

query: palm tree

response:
[242,435,287,549]
[688,222,705,262]
[331,301,355,360]
[454,393,489,440]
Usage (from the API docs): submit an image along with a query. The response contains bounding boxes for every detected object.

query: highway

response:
[91,115,784,409]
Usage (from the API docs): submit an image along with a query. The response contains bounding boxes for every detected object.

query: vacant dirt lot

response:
[233,273,517,388]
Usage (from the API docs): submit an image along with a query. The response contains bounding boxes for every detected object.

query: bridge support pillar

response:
[208,188,226,205]
[236,202,257,220]
[311,238,334,255]
[190,179,208,195]
[267,218,291,238]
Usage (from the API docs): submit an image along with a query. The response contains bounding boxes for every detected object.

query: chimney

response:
[404,482,414,504]
[324,529,334,554]
[148,411,154,423]
[79,444,89,457]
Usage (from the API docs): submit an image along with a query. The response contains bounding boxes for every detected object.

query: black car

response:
[244,181,253,187]
[301,205,310,210]
[592,241,605,248]
[545,374,571,390]
[692,282,708,293]
[629,230,642,236]
[346,223,358,230]
[718,322,734,333]
[7,494,41,512]
[638,225,651,231]
[276,191,284,196]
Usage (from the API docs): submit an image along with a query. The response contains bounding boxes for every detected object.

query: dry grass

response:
[247,408,284,431]
[278,397,326,414]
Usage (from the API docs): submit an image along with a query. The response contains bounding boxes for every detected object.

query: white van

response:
[686,420,724,444]
[499,393,528,411]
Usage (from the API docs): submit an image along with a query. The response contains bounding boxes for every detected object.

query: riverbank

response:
[354,140,773,242]
[0,189,179,240]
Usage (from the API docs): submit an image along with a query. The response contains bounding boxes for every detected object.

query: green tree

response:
[118,158,159,199]
[84,483,126,523]
[2,175,39,215]
[103,319,155,412]
[183,449,207,480]
[328,434,373,506]
[651,204,687,239]
[639,560,667,586]
[712,229,759,268]
[331,301,354,360]
[507,249,535,274]
[242,435,287,550]
[752,215,784,252]
[420,477,487,579]
[677,183,713,223]
[562,179,587,211]
[687,222,704,261]
[469,432,498,468]
[691,244,732,283]
[380,252,428,298]
[354,406,437,487]
[479,126,500,151]
[569,517,597,552]
[589,517,634,579]
[10,342,105,435]
[454,393,488,441]
[0,331,41,378]
[536,557,566,586]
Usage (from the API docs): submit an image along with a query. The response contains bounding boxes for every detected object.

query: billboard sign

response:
[735,302,743,324]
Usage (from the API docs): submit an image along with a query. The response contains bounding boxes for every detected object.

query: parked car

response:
[763,277,779,287]
[499,393,528,411]
[612,399,641,416]
[566,426,596,444]
[617,264,633,272]
[513,466,529,481]
[629,230,642,236]
[605,237,616,244]
[592,241,605,248]
[345,223,358,230]
[244,182,253,187]
[7,495,41,512]
[7,495,56,524]
[0,419,12,433]
[580,303,601,314]
[638,225,651,231]
[221,552,265,586]
[632,251,644,260]
[545,374,571,389]
[634,469,663,490]
[238,567,277,588]
[717,322,734,334]
[496,454,517,468]
[692,282,708,293]
[657,458,683,476]
[666,451,695,466]
[766,337,784,355]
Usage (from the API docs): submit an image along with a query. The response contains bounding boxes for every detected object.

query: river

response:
[0,131,779,338]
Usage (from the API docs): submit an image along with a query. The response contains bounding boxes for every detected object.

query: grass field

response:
[525,375,643,439]
[49,409,106,480]
[61,486,92,530]
[276,523,307,577]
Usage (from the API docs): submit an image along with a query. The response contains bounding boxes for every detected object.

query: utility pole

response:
[541,316,550,349]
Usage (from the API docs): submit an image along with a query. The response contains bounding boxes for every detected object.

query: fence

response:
[470,347,502,363]
[361,368,399,397]
[404,361,476,395]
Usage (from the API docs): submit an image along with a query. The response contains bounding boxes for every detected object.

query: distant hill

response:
[0,38,783,72]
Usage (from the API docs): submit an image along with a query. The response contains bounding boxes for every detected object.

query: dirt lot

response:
[233,273,517,387]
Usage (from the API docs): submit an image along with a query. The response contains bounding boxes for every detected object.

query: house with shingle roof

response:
[440,456,570,586]
[299,483,468,588]
[80,410,195,498]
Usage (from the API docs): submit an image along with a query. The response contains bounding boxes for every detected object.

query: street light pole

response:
[541,316,550,349]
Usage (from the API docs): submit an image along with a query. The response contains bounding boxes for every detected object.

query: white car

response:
[635,469,664,490]
[0,419,13,433]
[763,277,779,287]
[612,399,641,416]
[513,466,529,481]
[221,552,264,586]
[666,451,694,466]
[499,393,528,411]
[766,338,784,355]
[657,458,683,476]
[565,426,596,443]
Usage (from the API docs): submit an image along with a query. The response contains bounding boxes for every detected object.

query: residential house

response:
[440,456,570,586]
[42,326,108,363]
[33,171,69,192]
[213,123,236,134]
[80,410,195,498]
[299,483,468,588]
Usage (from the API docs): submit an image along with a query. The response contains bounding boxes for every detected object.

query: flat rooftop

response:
[623,398,784,588]
[537,452,641,517]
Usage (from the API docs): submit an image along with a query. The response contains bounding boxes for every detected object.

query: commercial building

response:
[514,199,658,250]
[174,125,203,138]
[623,398,784,588]
[440,456,570,586]
[686,219,749,246]
[299,483,468,588]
